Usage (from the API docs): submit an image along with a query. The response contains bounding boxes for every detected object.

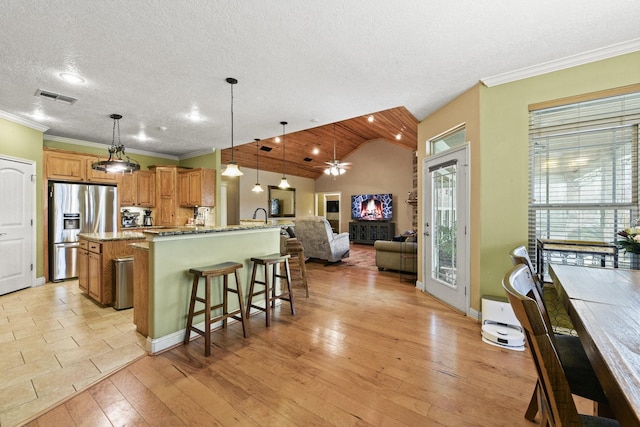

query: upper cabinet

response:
[179,168,215,207]
[45,150,86,181]
[121,170,155,207]
[44,149,119,184]
[85,159,120,184]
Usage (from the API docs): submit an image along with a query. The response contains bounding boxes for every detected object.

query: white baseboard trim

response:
[34,276,46,287]
[146,300,279,354]
[468,307,481,321]
[415,280,425,291]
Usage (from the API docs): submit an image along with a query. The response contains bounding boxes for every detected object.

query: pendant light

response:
[92,114,140,174]
[221,77,243,177]
[278,121,290,189]
[251,138,264,193]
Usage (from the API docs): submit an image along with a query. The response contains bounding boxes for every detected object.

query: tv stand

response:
[349,221,395,245]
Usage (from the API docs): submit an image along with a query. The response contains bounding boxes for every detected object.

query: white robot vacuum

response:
[481,296,525,351]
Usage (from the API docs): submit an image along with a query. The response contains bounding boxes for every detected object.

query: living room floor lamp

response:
[278,121,290,189]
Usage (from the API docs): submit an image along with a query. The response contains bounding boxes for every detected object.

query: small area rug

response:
[340,243,378,271]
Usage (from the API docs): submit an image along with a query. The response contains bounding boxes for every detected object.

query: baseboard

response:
[146,301,278,354]
[415,279,425,291]
[34,276,46,287]
[468,306,480,321]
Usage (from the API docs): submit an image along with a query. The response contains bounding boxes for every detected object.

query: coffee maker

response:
[142,210,153,226]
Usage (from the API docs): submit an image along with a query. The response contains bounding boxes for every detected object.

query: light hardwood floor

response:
[18,253,548,427]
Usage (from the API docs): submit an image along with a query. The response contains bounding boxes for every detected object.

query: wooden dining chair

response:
[503,265,618,426]
[509,245,544,294]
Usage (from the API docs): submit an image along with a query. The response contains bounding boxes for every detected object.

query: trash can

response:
[113,256,134,310]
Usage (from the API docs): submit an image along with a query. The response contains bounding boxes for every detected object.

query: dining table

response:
[550,264,640,426]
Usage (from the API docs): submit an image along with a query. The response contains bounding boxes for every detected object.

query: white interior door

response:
[0,156,35,295]
[423,145,469,313]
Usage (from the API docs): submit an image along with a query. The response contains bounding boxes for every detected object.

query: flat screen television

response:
[351,193,393,221]
[326,200,339,213]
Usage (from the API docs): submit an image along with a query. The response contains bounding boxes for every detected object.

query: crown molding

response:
[481,38,640,87]
[44,135,179,160]
[0,110,49,132]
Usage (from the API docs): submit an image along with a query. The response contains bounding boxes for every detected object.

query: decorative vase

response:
[630,253,640,270]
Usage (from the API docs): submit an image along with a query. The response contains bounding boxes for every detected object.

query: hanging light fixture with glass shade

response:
[221,77,243,177]
[251,138,264,193]
[278,121,290,189]
[92,114,140,174]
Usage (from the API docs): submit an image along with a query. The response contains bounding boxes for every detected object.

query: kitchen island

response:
[136,224,283,353]
[78,231,146,305]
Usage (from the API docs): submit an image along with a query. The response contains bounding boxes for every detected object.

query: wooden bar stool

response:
[184,261,248,356]
[286,239,308,298]
[246,253,295,326]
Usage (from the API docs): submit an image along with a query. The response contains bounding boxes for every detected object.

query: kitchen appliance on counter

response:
[48,182,118,282]
[142,209,153,226]
[121,209,140,228]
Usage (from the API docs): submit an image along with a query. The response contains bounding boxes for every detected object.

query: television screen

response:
[351,194,393,221]
[326,200,339,213]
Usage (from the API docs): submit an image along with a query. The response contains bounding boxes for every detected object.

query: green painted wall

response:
[0,118,45,277]
[148,228,279,339]
[479,51,640,300]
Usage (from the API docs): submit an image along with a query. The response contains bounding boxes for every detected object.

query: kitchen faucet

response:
[252,208,268,224]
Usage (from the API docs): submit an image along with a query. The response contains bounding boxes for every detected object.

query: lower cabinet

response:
[78,247,88,293]
[78,237,144,305]
[349,221,395,244]
[88,252,102,301]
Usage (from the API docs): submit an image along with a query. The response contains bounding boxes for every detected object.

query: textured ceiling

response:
[1,1,639,175]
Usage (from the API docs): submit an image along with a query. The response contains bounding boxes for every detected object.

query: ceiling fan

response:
[317,124,351,176]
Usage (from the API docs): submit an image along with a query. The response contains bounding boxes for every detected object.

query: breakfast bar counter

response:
[136,224,283,353]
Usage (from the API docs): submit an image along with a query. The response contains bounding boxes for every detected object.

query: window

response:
[429,125,466,155]
[529,91,640,268]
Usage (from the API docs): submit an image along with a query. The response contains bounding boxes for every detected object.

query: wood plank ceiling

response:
[220,106,418,179]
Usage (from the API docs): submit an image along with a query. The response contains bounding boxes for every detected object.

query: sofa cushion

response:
[374,240,417,273]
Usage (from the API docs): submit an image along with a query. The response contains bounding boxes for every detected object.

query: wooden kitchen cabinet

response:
[88,251,102,301]
[79,236,144,305]
[45,150,86,181]
[179,168,215,207]
[78,242,88,293]
[120,170,155,207]
[44,149,119,183]
[85,158,120,184]
[151,165,188,225]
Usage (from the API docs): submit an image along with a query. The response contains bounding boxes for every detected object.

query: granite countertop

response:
[130,242,149,250]
[142,223,286,237]
[78,231,146,242]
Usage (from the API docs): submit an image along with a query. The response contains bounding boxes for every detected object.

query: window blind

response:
[528,91,640,269]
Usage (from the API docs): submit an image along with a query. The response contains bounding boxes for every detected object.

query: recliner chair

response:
[293,216,350,263]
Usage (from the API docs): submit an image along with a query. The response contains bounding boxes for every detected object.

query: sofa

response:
[293,216,350,263]
[374,236,417,273]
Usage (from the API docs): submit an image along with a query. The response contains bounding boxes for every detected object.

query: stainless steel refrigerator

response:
[48,182,118,281]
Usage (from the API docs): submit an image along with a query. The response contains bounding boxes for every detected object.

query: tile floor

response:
[0,280,146,427]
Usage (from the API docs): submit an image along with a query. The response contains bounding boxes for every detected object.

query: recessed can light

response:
[367,115,374,123]
[59,73,85,84]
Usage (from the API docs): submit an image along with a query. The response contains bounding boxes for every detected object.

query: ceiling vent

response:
[303,157,312,162]
[260,146,272,152]
[34,89,77,105]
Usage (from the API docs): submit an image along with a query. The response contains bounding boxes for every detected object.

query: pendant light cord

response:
[281,121,288,176]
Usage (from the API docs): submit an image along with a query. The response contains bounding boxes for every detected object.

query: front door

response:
[0,156,35,295]
[423,145,469,313]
